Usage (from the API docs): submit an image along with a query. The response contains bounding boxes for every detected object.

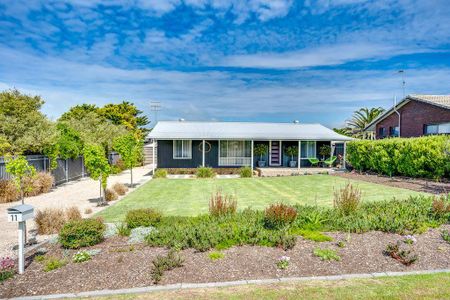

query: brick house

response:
[364,95,450,139]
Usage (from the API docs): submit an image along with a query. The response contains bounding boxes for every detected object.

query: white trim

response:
[297,140,301,169]
[202,140,205,167]
[173,140,192,159]
[251,140,254,171]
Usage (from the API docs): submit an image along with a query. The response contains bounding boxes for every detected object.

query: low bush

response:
[116,223,132,237]
[43,257,67,272]
[151,249,184,284]
[209,190,237,217]
[72,251,92,263]
[0,180,19,203]
[84,208,93,214]
[208,251,224,260]
[333,183,361,215]
[125,208,162,229]
[239,167,252,178]
[105,188,118,201]
[35,207,82,235]
[36,172,54,194]
[385,241,418,266]
[163,168,241,175]
[313,248,341,261]
[66,206,82,221]
[112,183,128,196]
[153,169,167,178]
[23,172,54,197]
[432,195,450,215]
[59,218,106,249]
[0,257,15,282]
[111,159,126,174]
[264,203,297,229]
[196,166,215,178]
[442,230,450,244]
[276,256,290,269]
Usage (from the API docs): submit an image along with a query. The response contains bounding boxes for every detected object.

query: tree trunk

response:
[130,167,133,187]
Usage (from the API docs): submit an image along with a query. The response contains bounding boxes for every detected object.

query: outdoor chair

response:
[323,156,337,167]
[307,157,320,167]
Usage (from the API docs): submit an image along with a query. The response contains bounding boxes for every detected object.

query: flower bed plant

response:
[125,208,162,229]
[59,218,106,249]
[0,257,15,282]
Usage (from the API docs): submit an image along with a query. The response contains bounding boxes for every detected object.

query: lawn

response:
[98,175,427,222]
[89,273,450,300]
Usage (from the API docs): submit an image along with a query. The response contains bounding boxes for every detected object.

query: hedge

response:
[347,135,450,179]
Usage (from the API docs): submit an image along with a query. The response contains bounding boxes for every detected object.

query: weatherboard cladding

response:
[148,121,352,141]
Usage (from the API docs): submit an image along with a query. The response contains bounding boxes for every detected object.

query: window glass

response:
[438,122,450,134]
[300,141,316,158]
[389,126,399,137]
[219,141,250,157]
[173,140,192,159]
[424,124,439,135]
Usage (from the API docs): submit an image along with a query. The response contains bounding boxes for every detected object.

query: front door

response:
[269,141,282,166]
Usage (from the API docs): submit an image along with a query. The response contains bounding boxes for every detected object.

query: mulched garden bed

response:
[1,225,449,298]
[333,172,449,195]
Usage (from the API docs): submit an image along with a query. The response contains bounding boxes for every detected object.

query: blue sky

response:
[0,0,449,128]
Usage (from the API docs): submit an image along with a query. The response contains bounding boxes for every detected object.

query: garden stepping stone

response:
[128,226,156,244]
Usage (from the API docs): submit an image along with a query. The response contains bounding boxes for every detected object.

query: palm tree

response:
[346,107,385,139]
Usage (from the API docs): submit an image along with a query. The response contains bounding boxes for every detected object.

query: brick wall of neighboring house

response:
[375,100,450,139]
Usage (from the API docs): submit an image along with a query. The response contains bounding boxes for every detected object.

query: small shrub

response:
[432,195,450,215]
[291,229,333,242]
[264,203,297,229]
[441,230,450,244]
[333,183,361,215]
[23,172,54,197]
[385,241,418,266]
[0,180,19,203]
[116,223,132,237]
[0,257,15,282]
[153,169,167,178]
[208,251,224,260]
[105,188,118,201]
[112,183,128,196]
[125,208,162,229]
[66,206,82,221]
[43,257,67,272]
[151,249,184,284]
[59,218,106,249]
[35,254,46,262]
[313,248,341,261]
[72,251,91,263]
[196,166,215,178]
[403,235,417,245]
[37,172,54,193]
[276,256,290,269]
[35,208,66,235]
[239,166,252,178]
[337,241,346,248]
[84,208,93,214]
[209,190,237,217]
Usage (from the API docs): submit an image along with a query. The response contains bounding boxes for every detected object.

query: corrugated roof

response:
[148,121,353,141]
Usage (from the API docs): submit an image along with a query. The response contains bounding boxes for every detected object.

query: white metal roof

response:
[148,121,353,141]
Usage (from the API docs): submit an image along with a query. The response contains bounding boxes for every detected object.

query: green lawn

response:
[88,273,450,300]
[98,175,427,222]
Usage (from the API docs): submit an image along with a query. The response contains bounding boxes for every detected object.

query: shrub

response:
[209,190,237,217]
[43,257,67,272]
[164,168,241,175]
[208,251,224,260]
[313,248,341,261]
[105,188,118,201]
[84,208,93,214]
[276,256,290,269]
[432,195,450,215]
[59,218,106,249]
[72,251,91,263]
[239,166,252,178]
[333,183,361,215]
[442,230,450,244]
[385,241,418,266]
[196,166,215,178]
[291,229,333,242]
[264,203,297,229]
[153,169,167,178]
[116,223,132,237]
[151,249,184,284]
[125,208,162,229]
[0,180,19,203]
[23,172,54,197]
[66,206,82,221]
[0,257,15,282]
[35,208,66,235]
[112,183,128,196]
[36,172,54,193]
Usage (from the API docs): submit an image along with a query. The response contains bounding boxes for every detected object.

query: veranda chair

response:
[307,157,320,167]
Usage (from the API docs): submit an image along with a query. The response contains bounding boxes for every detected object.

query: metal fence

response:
[0,153,120,186]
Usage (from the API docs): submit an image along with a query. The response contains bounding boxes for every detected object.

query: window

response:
[300,141,316,158]
[378,127,386,138]
[219,141,251,166]
[389,126,399,137]
[173,140,192,159]
[424,122,450,135]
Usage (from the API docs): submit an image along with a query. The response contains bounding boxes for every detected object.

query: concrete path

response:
[0,165,154,258]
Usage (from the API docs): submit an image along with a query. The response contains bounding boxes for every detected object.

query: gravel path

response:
[0,165,154,259]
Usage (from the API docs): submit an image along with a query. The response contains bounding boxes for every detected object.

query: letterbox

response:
[7,204,34,222]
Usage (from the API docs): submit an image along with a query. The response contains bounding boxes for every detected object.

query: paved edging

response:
[8,268,450,300]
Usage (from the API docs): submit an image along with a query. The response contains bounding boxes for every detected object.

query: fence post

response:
[81,156,85,178]
[65,159,69,183]
[43,156,47,172]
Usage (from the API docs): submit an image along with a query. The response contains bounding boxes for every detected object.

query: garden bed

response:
[1,225,449,298]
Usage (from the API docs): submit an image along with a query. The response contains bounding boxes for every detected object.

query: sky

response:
[0,0,449,128]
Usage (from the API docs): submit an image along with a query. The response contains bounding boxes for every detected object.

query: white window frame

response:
[300,141,317,159]
[218,140,251,166]
[173,140,192,159]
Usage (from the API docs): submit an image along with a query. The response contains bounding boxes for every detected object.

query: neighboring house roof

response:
[364,94,450,131]
[148,121,352,141]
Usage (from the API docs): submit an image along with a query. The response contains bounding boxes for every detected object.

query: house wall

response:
[375,100,450,139]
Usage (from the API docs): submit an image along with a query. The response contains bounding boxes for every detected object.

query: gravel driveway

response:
[0,165,153,258]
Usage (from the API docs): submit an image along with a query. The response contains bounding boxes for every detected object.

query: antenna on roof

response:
[150,101,161,124]
[398,70,406,98]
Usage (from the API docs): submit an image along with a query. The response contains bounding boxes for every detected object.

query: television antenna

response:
[150,101,161,125]
[398,70,406,98]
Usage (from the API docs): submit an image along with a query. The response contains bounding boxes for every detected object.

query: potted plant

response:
[254,144,268,167]
[285,146,298,168]
[319,144,332,160]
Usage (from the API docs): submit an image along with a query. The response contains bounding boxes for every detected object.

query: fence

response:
[0,153,121,186]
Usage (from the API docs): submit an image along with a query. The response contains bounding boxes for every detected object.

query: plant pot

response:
[289,161,297,168]
[258,161,266,167]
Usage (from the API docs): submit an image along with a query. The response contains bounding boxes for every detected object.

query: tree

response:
[113,133,143,187]
[83,144,110,206]
[346,107,385,139]
[98,101,149,136]
[56,123,84,159]
[319,144,332,160]
[59,104,99,122]
[254,144,268,161]
[5,155,36,204]
[0,135,11,156]
[285,146,298,162]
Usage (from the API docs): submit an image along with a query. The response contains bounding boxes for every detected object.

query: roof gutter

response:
[393,96,401,137]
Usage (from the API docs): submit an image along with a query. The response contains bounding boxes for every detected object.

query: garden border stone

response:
[9,269,450,300]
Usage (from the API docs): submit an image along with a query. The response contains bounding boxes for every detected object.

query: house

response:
[147,120,352,171]
[364,95,450,139]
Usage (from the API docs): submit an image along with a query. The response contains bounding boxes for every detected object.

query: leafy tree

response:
[98,101,149,136]
[333,127,351,137]
[5,155,36,204]
[83,144,111,205]
[56,123,84,159]
[113,133,143,186]
[254,144,268,161]
[284,146,298,161]
[58,104,99,122]
[346,107,385,139]
[43,143,60,171]
[319,144,332,160]
[0,135,11,155]
[0,89,55,153]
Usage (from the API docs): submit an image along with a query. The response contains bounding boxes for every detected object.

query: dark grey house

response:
[147,121,352,171]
